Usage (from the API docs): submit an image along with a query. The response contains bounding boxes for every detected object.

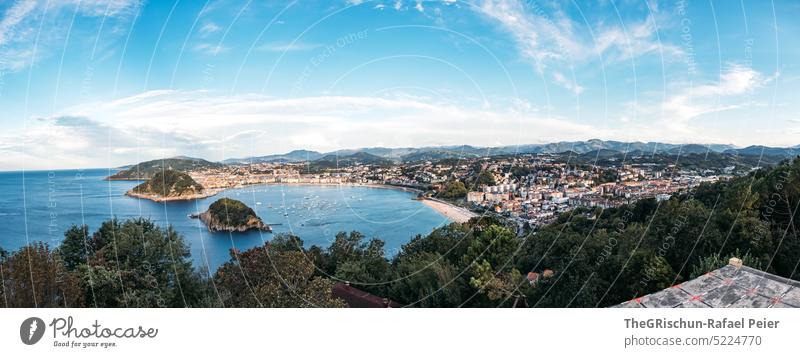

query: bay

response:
[0,169,450,272]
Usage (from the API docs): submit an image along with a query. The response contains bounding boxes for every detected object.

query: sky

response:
[0,0,798,170]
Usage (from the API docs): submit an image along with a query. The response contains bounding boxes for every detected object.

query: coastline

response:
[123,181,422,203]
[200,181,424,194]
[420,198,478,223]
[125,189,220,202]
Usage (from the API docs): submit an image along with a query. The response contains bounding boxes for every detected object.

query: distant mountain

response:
[666,144,715,155]
[401,148,484,162]
[221,140,795,165]
[222,150,323,164]
[579,149,624,159]
[308,152,394,171]
[725,145,800,157]
[108,157,223,180]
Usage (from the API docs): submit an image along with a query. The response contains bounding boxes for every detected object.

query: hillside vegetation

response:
[130,169,205,198]
[108,156,223,180]
[199,198,269,232]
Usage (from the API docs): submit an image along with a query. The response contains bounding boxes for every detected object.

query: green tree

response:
[440,180,468,199]
[389,252,463,307]
[59,224,90,270]
[80,218,207,307]
[214,245,344,308]
[0,243,84,308]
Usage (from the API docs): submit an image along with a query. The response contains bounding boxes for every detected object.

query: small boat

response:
[256,202,262,205]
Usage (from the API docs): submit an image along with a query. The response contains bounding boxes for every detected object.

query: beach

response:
[421,198,478,223]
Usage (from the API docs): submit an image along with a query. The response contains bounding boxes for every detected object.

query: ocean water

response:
[0,169,450,272]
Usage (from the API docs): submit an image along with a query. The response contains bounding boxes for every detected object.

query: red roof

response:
[331,282,402,308]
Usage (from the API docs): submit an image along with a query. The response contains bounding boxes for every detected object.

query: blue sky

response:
[0,0,798,170]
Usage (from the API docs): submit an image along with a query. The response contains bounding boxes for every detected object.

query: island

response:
[126,169,214,202]
[196,198,271,233]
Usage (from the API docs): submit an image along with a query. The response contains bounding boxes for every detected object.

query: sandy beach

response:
[421,198,478,223]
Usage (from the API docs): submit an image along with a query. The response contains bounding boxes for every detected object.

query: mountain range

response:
[219,139,799,165]
[111,140,800,176]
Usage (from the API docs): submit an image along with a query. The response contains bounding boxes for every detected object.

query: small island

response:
[126,169,214,202]
[196,198,271,233]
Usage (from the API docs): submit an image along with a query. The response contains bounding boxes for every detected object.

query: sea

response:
[0,169,450,272]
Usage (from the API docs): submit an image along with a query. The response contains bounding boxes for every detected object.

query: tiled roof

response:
[614,264,800,308]
[331,282,402,308]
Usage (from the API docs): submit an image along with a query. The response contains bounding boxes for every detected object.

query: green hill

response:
[307,152,394,172]
[129,170,205,200]
[199,198,270,232]
[108,156,223,180]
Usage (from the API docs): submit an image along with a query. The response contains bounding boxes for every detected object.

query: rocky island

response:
[196,198,271,233]
[126,169,214,202]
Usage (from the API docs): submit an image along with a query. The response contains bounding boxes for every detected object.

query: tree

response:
[80,218,207,308]
[0,243,83,308]
[214,245,344,307]
[59,224,91,270]
[440,180,468,199]
[475,170,496,186]
[398,223,471,266]
[463,225,519,269]
[388,252,463,307]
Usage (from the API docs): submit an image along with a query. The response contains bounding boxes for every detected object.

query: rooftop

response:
[614,262,800,308]
[331,282,402,308]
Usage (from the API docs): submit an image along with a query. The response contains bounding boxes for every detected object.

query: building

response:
[331,282,402,308]
[614,258,800,308]
[466,191,485,203]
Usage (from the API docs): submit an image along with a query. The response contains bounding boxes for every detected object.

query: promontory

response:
[126,169,214,202]
[197,198,271,232]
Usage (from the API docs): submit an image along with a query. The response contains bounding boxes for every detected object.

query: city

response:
[178,148,749,231]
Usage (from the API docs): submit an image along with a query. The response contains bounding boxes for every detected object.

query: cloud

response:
[0,90,606,170]
[618,64,775,141]
[593,14,683,62]
[257,41,321,52]
[552,72,584,95]
[475,0,583,71]
[193,43,230,55]
[199,22,221,36]
[661,64,770,125]
[0,0,141,72]
[474,0,681,71]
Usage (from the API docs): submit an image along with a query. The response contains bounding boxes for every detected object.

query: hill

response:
[127,170,211,202]
[221,140,800,164]
[222,150,323,165]
[198,198,270,232]
[307,152,395,171]
[108,157,223,180]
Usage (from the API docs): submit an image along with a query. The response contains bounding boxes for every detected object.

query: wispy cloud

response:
[0,90,605,170]
[552,72,584,95]
[660,64,772,124]
[193,43,230,55]
[474,0,682,92]
[622,64,776,140]
[0,0,141,72]
[257,41,321,52]
[199,22,221,36]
